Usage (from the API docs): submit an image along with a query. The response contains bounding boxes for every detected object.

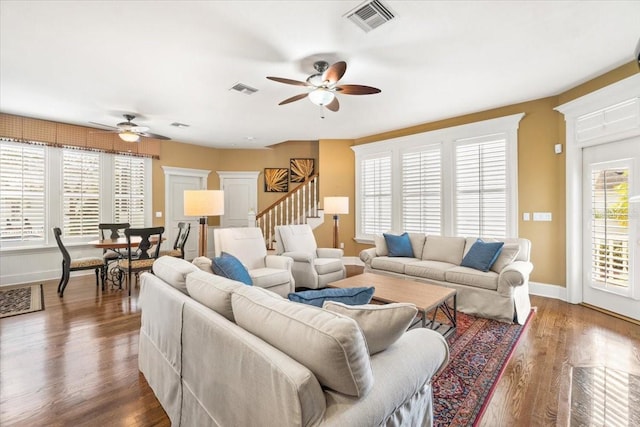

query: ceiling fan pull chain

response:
[320,105,325,119]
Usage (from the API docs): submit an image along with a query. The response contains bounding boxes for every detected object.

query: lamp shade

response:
[184,190,225,216]
[324,196,349,215]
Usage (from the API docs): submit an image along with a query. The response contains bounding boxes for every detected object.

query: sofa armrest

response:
[316,247,343,259]
[265,254,293,270]
[282,251,314,263]
[359,248,377,267]
[497,260,533,295]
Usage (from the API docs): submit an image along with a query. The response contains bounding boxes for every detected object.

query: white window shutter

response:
[0,142,46,242]
[401,146,442,234]
[454,135,507,238]
[114,155,146,228]
[63,150,100,237]
[360,154,392,236]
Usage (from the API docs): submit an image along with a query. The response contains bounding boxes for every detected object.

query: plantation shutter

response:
[0,142,46,242]
[454,134,507,238]
[360,154,392,236]
[114,155,145,227]
[62,150,100,237]
[590,165,630,291]
[401,145,442,234]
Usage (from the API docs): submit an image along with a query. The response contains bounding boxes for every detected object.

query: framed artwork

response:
[290,158,315,183]
[264,168,289,192]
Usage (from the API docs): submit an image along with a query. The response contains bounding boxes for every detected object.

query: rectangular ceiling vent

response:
[345,0,396,33]
[229,83,258,95]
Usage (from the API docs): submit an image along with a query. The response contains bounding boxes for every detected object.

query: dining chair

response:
[159,222,190,259]
[98,222,130,286]
[52,227,105,297]
[119,226,164,296]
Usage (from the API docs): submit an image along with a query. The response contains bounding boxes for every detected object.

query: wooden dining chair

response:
[98,222,130,285]
[160,222,191,259]
[52,227,105,297]
[119,226,164,296]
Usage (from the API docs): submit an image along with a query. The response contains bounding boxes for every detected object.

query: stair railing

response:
[256,173,319,249]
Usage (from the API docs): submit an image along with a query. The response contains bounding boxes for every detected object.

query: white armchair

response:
[210,227,295,297]
[274,224,346,289]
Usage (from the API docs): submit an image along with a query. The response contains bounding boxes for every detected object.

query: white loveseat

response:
[139,256,449,427]
[360,234,533,324]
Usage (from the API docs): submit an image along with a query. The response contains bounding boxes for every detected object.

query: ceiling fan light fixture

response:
[119,130,140,142]
[308,88,335,106]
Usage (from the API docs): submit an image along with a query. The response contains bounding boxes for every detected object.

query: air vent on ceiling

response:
[230,83,258,95]
[344,0,396,33]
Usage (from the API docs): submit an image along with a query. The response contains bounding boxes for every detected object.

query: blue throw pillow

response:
[461,239,504,272]
[288,287,375,308]
[211,252,253,286]
[383,232,414,257]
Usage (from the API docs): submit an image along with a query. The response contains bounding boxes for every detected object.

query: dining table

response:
[88,236,166,290]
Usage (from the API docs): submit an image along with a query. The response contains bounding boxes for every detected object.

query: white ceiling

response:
[1,1,638,149]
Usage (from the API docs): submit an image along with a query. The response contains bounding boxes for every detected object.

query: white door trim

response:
[556,74,640,304]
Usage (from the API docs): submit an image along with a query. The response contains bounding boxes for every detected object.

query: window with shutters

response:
[0,141,46,244]
[62,150,100,238]
[401,145,442,234]
[0,139,151,250]
[454,134,507,238]
[353,114,522,242]
[360,153,392,237]
[114,155,146,228]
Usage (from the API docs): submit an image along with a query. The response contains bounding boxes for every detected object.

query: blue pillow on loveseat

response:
[211,252,253,286]
[288,287,375,308]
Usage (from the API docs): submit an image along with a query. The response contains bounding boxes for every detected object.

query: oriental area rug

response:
[0,284,45,318]
[432,310,534,427]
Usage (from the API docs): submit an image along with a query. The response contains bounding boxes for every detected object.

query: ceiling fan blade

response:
[138,131,171,141]
[325,97,340,112]
[323,61,347,84]
[267,76,310,87]
[335,84,381,95]
[278,93,309,105]
[89,121,119,130]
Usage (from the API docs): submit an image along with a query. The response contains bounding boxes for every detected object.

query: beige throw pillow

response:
[231,286,373,397]
[323,301,418,355]
[491,244,520,273]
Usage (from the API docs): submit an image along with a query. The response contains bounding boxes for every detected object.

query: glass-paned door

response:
[583,139,640,320]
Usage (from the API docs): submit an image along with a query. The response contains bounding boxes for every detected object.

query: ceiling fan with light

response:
[90,114,171,142]
[267,60,381,117]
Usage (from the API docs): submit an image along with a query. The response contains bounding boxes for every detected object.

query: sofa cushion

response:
[383,232,414,257]
[422,236,466,265]
[491,243,520,273]
[232,285,374,397]
[371,256,419,274]
[152,255,200,294]
[323,301,418,355]
[287,287,374,307]
[460,239,504,272]
[192,256,213,273]
[404,260,456,282]
[186,270,243,322]
[211,252,253,285]
[445,266,499,290]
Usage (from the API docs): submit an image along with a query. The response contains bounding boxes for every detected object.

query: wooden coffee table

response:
[329,272,457,337]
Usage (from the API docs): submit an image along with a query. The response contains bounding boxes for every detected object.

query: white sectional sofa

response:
[359,234,533,324]
[139,256,449,427]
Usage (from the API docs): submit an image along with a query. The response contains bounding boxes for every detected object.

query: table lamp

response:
[324,196,349,249]
[184,190,224,257]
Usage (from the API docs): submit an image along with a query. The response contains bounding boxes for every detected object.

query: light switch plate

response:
[533,212,552,221]
[554,143,563,154]
[155,211,162,218]
[523,212,530,221]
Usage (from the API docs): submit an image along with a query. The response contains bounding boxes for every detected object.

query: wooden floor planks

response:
[1,272,639,426]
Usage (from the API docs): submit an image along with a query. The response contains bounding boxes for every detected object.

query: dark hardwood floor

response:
[1,270,639,426]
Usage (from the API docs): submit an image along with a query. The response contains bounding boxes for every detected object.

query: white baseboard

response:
[529,281,568,301]
[0,269,95,287]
